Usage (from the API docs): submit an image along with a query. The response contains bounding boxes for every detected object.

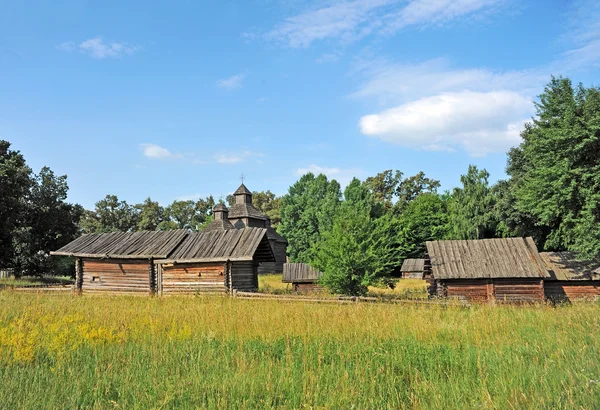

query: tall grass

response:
[0,291,599,409]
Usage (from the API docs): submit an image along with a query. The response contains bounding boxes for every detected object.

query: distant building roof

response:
[161,228,274,263]
[282,263,322,283]
[203,219,235,232]
[50,230,188,259]
[540,252,600,281]
[228,203,268,220]
[400,259,425,272]
[426,237,549,280]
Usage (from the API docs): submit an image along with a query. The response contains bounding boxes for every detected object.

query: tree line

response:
[1,77,599,288]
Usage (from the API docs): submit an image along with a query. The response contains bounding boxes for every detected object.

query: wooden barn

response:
[282,263,323,293]
[399,259,425,279]
[425,237,549,303]
[51,228,274,295]
[212,184,288,274]
[540,252,600,302]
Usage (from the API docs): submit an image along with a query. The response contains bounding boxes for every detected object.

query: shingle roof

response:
[539,252,600,281]
[426,237,549,280]
[400,259,425,272]
[50,230,188,259]
[228,203,268,220]
[203,219,235,232]
[161,228,274,263]
[234,184,252,195]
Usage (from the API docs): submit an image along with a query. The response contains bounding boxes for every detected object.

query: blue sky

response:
[1,0,599,209]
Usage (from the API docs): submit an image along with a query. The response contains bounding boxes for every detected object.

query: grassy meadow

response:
[1,291,599,409]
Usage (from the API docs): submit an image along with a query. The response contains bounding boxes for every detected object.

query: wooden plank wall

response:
[294,283,323,293]
[161,263,227,294]
[258,241,286,274]
[82,259,151,293]
[230,261,258,291]
[443,279,545,303]
[544,281,600,301]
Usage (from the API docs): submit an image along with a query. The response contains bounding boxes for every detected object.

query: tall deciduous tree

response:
[279,172,341,262]
[508,77,600,257]
[80,195,139,233]
[136,198,166,231]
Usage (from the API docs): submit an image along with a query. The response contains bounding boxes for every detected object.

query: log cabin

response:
[399,259,425,279]
[540,251,600,302]
[425,237,549,303]
[282,263,323,293]
[51,228,274,295]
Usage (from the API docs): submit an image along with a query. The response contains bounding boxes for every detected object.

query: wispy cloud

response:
[295,164,365,187]
[262,0,507,48]
[58,36,140,59]
[214,150,263,164]
[140,144,182,159]
[216,73,246,90]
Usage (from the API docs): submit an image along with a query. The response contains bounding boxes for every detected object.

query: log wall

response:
[442,278,545,303]
[544,281,600,301]
[161,263,226,294]
[82,259,151,294]
[293,283,323,293]
[258,241,287,274]
[230,261,258,291]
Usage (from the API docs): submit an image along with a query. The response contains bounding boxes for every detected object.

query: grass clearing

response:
[0,275,73,287]
[0,291,599,409]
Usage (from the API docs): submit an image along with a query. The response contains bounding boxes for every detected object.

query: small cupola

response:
[213,203,229,220]
[234,183,253,205]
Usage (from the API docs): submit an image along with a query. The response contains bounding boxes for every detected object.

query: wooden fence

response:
[282,263,322,283]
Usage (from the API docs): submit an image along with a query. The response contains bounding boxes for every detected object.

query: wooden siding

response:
[161,263,226,294]
[544,281,600,301]
[82,259,151,293]
[230,261,258,291]
[441,279,544,303]
[402,271,423,279]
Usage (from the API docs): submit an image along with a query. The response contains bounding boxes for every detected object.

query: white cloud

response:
[216,73,246,90]
[316,52,342,64]
[295,164,365,187]
[140,144,181,159]
[359,91,533,156]
[214,150,263,164]
[264,0,506,47]
[58,37,139,59]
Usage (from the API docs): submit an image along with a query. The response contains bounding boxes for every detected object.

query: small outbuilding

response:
[426,237,549,303]
[51,228,274,295]
[540,251,600,302]
[399,259,425,279]
[282,263,323,293]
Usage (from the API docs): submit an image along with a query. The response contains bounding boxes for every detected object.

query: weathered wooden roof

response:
[400,258,425,272]
[282,263,322,283]
[426,237,549,280]
[159,228,274,263]
[540,252,600,281]
[203,219,235,232]
[51,230,188,259]
[228,203,268,220]
[234,183,252,195]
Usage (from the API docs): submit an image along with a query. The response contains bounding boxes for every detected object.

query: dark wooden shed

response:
[399,259,425,279]
[156,228,274,294]
[282,263,323,293]
[540,252,600,302]
[51,228,274,295]
[425,237,549,303]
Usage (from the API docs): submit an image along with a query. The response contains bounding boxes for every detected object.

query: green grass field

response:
[1,292,599,409]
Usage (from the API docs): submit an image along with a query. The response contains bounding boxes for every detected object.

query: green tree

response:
[12,167,83,276]
[507,77,600,257]
[279,173,341,262]
[80,195,139,233]
[160,196,215,231]
[362,170,402,211]
[395,171,441,211]
[252,190,283,228]
[447,165,497,240]
[136,198,166,231]
[0,140,32,268]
